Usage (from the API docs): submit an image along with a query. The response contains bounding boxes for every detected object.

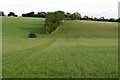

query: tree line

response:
[1,11,119,34]
[81,16,119,22]
[0,11,18,17]
[21,11,120,22]
[22,12,46,17]
[0,11,119,22]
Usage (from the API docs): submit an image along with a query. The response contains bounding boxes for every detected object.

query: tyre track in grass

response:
[3,38,57,77]
[3,38,57,78]
[3,38,57,66]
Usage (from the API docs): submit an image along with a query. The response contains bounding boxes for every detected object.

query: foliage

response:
[65,12,72,20]
[28,33,37,38]
[37,12,46,18]
[45,10,65,33]
[82,15,89,20]
[70,12,81,20]
[99,17,105,21]
[21,11,119,22]
[0,11,5,16]
[22,12,47,18]
[8,12,17,17]
[22,12,35,17]
[65,12,81,20]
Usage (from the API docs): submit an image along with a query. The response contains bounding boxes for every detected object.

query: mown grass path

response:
[3,38,56,65]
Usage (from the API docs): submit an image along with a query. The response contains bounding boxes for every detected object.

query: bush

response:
[28,33,37,38]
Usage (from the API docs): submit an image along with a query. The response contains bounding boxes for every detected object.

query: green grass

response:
[2,17,118,78]
[52,20,118,38]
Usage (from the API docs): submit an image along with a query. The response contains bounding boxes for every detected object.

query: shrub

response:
[28,33,37,38]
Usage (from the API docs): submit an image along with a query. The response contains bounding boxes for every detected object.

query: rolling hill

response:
[2,17,118,78]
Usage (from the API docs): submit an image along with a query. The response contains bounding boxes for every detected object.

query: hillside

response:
[53,20,118,38]
[2,17,118,78]
[2,17,118,38]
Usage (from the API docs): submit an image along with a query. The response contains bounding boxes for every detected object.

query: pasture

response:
[2,17,118,78]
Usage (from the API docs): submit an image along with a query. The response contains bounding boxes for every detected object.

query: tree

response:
[94,17,98,21]
[70,12,81,20]
[83,15,89,20]
[89,16,94,20]
[55,10,65,25]
[65,12,72,20]
[37,12,46,18]
[117,18,120,22]
[22,12,35,17]
[99,17,105,21]
[8,12,17,17]
[45,12,56,33]
[0,11,5,16]
[109,18,116,22]
[75,12,81,20]
[29,12,35,17]
[45,10,65,33]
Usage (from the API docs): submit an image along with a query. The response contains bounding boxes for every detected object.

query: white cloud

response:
[0,0,119,18]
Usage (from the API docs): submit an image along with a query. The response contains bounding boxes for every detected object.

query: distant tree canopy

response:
[80,15,119,22]
[65,12,72,20]
[109,18,116,22]
[21,11,119,22]
[0,11,5,16]
[37,12,46,18]
[94,17,98,21]
[71,12,81,20]
[117,18,120,22]
[22,12,35,17]
[1,11,117,22]
[81,15,89,20]
[65,12,81,20]
[22,12,47,18]
[8,12,17,17]
[99,17,105,21]
[93,17,117,22]
[45,10,65,33]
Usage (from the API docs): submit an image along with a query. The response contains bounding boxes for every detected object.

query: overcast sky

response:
[0,0,119,18]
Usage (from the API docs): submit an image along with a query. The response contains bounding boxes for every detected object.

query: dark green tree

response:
[22,12,35,17]
[99,17,105,21]
[65,12,72,20]
[8,12,17,17]
[55,10,65,25]
[109,18,116,22]
[37,12,46,18]
[0,11,5,16]
[45,10,65,33]
[117,18,120,22]
[70,12,81,20]
[94,17,98,21]
[29,12,35,17]
[83,15,89,20]
[45,12,55,33]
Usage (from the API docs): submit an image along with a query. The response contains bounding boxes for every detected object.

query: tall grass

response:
[2,17,118,78]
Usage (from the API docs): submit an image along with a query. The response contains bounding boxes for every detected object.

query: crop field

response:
[2,17,118,78]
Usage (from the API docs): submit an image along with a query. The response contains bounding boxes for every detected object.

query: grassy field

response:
[2,17,118,78]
